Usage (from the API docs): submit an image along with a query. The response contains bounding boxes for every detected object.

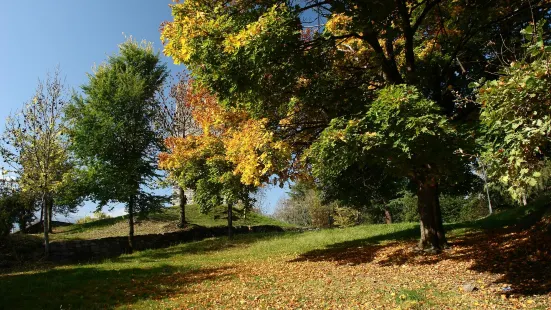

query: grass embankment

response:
[44,204,290,241]
[1,201,550,309]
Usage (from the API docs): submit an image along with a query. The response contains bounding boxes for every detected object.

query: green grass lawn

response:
[1,201,550,309]
[44,204,291,241]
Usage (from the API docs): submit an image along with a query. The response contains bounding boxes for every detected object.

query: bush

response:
[388,192,418,223]
[303,190,333,228]
[273,198,311,227]
[273,189,335,228]
[333,206,361,227]
[76,211,111,224]
[0,191,33,237]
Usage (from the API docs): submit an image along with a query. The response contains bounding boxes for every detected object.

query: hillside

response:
[43,205,290,241]
[2,200,550,309]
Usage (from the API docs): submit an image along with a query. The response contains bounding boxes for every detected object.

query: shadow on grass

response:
[115,231,298,263]
[0,264,235,309]
[290,201,551,296]
[289,226,419,266]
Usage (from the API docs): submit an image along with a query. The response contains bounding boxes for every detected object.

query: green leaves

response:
[66,38,168,209]
[309,85,464,202]
[478,25,551,202]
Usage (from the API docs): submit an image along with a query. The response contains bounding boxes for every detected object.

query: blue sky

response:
[0,1,288,221]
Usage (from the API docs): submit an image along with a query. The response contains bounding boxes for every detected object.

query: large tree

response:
[66,39,169,252]
[161,0,549,250]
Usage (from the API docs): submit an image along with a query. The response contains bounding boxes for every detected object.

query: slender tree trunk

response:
[42,192,50,258]
[128,196,135,253]
[416,179,447,251]
[178,187,187,228]
[19,216,27,234]
[47,198,53,233]
[39,204,44,227]
[384,209,393,224]
[227,202,233,239]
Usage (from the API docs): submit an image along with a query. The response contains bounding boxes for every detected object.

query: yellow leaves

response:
[159,81,292,188]
[417,39,441,60]
[224,22,264,53]
[222,3,287,54]
[225,118,291,186]
[325,13,353,36]
[161,1,231,63]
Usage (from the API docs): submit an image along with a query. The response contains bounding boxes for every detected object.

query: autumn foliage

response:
[159,80,291,199]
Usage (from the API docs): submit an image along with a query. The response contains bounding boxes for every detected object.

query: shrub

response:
[76,211,111,224]
[333,206,361,227]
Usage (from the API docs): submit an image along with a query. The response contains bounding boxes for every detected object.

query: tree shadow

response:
[290,206,551,296]
[0,264,235,309]
[289,226,419,266]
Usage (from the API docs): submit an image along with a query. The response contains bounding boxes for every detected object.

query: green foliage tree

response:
[478,22,551,204]
[310,85,468,249]
[66,39,169,252]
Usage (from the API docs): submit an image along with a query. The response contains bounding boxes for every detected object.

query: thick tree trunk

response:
[227,202,233,239]
[417,179,447,251]
[384,209,393,224]
[42,193,50,258]
[128,196,135,253]
[178,187,187,228]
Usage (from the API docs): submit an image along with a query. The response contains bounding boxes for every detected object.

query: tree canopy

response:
[160,0,550,250]
[66,39,169,251]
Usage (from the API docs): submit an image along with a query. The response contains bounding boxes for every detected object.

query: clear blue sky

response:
[0,1,287,221]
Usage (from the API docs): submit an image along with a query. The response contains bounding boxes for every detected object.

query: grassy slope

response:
[45,204,291,241]
[2,201,550,309]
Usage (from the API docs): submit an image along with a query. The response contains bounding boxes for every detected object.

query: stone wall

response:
[48,225,284,263]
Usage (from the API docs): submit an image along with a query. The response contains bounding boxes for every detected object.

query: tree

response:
[478,22,551,204]
[161,0,548,250]
[156,75,200,227]
[66,39,169,252]
[159,82,286,237]
[0,69,75,256]
[310,85,466,249]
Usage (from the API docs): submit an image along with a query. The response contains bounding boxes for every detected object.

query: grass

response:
[43,204,291,241]
[1,201,550,309]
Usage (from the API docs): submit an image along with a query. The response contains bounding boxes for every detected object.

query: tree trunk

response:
[42,193,50,258]
[18,216,27,234]
[39,204,44,227]
[178,187,187,228]
[128,196,135,253]
[227,202,233,239]
[47,197,53,233]
[417,179,447,251]
[384,209,393,224]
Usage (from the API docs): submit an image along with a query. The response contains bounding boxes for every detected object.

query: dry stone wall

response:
[49,225,284,262]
